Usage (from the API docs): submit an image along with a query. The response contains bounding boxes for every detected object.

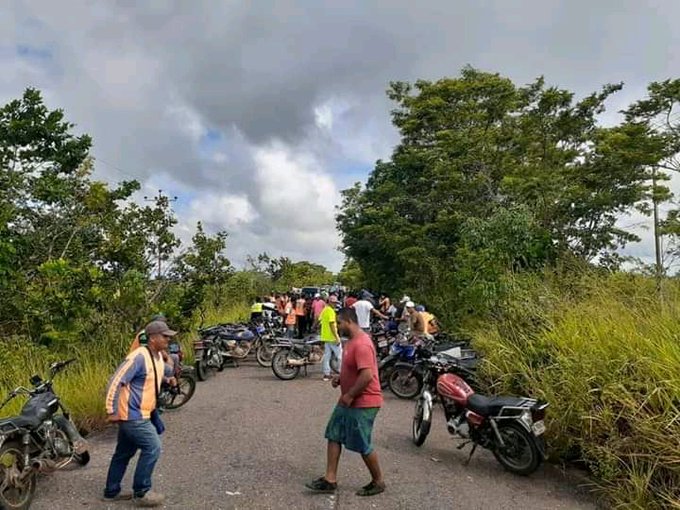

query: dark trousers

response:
[296,315,307,338]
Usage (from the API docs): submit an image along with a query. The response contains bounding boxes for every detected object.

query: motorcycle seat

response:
[220,330,255,341]
[0,414,42,430]
[467,394,530,417]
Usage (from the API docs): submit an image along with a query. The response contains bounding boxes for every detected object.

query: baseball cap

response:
[400,295,411,304]
[405,301,415,308]
[314,293,321,298]
[145,320,177,337]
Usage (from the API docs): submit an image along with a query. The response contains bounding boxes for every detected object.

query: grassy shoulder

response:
[0,302,250,433]
[471,272,680,508]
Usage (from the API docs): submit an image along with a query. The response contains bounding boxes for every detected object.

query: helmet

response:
[415,305,425,312]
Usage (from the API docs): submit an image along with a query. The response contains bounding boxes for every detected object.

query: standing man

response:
[312,293,326,330]
[306,307,385,496]
[103,320,177,507]
[318,295,342,382]
[352,292,388,332]
[295,294,307,338]
[250,297,264,322]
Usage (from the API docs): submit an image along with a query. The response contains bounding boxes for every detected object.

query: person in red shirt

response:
[305,307,385,497]
[344,292,358,308]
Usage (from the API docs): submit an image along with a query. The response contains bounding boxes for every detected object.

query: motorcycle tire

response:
[163,373,197,410]
[330,353,340,374]
[492,422,543,476]
[195,359,211,381]
[256,342,275,368]
[271,349,302,380]
[379,364,394,389]
[412,398,431,446]
[388,367,422,400]
[0,440,37,510]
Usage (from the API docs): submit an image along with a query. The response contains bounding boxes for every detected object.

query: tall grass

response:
[0,301,249,433]
[473,272,680,508]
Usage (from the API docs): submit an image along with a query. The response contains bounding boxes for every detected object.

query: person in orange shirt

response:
[285,300,297,338]
[295,294,307,338]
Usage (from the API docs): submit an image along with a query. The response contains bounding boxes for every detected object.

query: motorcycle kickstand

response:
[463,444,477,466]
[456,441,471,450]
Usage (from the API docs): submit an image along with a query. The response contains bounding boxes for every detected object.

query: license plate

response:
[378,340,388,348]
[532,420,546,436]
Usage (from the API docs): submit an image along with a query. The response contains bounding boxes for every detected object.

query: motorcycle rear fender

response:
[421,390,434,422]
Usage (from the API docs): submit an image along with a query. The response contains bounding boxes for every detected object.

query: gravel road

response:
[32,361,595,509]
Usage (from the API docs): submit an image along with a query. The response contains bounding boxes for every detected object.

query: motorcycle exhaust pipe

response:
[287,358,306,366]
[31,459,57,473]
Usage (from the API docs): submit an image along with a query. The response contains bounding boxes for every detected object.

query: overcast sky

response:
[2,0,679,271]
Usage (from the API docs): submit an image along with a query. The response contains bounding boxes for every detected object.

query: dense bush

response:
[473,272,680,508]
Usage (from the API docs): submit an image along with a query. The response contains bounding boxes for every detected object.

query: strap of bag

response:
[144,345,160,408]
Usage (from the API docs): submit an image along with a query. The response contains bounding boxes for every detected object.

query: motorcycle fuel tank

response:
[437,373,474,406]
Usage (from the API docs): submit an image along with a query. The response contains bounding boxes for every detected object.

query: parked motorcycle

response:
[0,359,90,510]
[271,337,341,380]
[388,343,479,400]
[158,342,196,410]
[194,334,229,381]
[412,352,548,476]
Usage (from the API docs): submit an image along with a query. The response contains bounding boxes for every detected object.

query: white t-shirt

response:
[352,300,374,329]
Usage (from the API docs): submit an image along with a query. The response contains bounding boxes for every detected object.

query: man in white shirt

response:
[352,293,388,332]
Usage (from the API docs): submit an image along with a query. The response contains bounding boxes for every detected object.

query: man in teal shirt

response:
[319,294,342,381]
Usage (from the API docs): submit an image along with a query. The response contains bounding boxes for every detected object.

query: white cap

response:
[314,293,321,298]
[400,295,411,304]
[405,301,415,308]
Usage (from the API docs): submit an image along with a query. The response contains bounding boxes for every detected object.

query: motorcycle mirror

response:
[30,374,42,385]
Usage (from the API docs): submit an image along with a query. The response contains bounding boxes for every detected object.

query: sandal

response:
[305,477,337,493]
[356,481,385,497]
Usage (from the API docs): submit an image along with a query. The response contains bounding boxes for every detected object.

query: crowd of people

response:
[100,289,441,506]
[250,290,440,341]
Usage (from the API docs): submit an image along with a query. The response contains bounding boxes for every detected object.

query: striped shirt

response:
[105,347,164,421]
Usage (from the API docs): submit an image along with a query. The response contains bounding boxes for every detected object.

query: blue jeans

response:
[104,420,162,498]
[322,342,342,376]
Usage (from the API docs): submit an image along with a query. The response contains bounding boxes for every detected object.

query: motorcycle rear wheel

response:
[388,367,422,400]
[271,349,302,380]
[412,398,431,446]
[492,422,542,476]
[0,441,36,510]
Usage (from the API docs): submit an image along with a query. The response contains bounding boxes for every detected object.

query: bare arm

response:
[345,368,373,401]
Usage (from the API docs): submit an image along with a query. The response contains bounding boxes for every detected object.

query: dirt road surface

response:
[32,362,595,509]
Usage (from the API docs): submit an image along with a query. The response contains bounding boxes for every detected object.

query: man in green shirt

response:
[319,294,342,382]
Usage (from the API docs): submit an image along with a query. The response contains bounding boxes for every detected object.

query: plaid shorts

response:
[324,406,379,455]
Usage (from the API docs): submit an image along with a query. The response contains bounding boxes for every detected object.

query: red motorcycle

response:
[412,352,548,476]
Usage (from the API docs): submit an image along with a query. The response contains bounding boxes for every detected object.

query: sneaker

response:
[305,477,337,493]
[133,491,165,507]
[100,491,133,502]
[322,376,332,382]
[356,481,385,497]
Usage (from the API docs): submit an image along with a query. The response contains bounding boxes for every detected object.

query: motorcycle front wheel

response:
[0,440,36,510]
[412,398,431,446]
[271,349,302,380]
[256,341,275,367]
[195,359,211,381]
[388,367,422,399]
[163,372,197,410]
[492,422,542,476]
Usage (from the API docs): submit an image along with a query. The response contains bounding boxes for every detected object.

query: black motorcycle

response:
[0,359,90,510]
[193,334,229,381]
[271,336,341,380]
